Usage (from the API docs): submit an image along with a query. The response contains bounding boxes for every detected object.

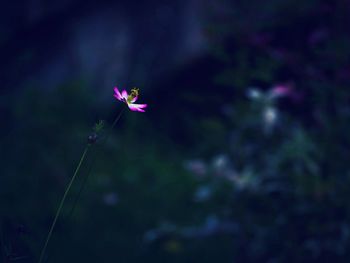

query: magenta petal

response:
[113,94,123,102]
[114,87,123,100]
[128,103,147,112]
[121,90,128,100]
[271,85,292,98]
[133,103,147,108]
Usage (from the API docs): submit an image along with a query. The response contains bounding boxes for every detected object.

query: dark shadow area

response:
[1,0,350,262]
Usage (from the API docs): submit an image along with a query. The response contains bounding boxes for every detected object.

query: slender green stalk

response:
[39,108,124,263]
[38,145,90,263]
[67,108,124,219]
[109,108,125,134]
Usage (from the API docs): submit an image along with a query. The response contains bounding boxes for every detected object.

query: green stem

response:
[38,145,90,263]
[109,108,125,134]
[67,108,125,220]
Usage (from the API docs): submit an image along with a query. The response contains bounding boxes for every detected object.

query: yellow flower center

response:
[127,88,139,103]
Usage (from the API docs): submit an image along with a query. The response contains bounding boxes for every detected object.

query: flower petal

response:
[121,90,128,100]
[128,103,147,112]
[131,103,147,109]
[113,87,123,101]
[114,94,123,101]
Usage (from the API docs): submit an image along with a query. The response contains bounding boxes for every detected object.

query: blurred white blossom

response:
[263,106,278,126]
[246,87,263,100]
[212,154,229,171]
[211,154,236,180]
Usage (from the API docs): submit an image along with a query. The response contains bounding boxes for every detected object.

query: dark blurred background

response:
[1,0,350,262]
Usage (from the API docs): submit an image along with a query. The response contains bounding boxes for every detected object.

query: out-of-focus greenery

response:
[2,0,350,262]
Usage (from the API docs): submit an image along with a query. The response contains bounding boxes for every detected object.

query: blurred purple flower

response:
[248,84,296,102]
[184,159,207,178]
[270,83,304,103]
[269,84,293,98]
[114,87,147,112]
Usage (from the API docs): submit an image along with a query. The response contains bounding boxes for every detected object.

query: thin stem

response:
[38,145,90,263]
[67,108,124,219]
[109,108,125,134]
[44,108,125,263]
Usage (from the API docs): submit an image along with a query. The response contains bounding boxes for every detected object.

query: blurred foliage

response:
[2,0,350,262]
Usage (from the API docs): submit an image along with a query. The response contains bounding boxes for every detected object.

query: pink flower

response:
[269,83,303,103]
[114,87,147,112]
[269,84,292,98]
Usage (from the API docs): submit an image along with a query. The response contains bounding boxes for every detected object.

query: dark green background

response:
[1,0,350,262]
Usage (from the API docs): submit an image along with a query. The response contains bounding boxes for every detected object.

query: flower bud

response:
[87,132,98,144]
